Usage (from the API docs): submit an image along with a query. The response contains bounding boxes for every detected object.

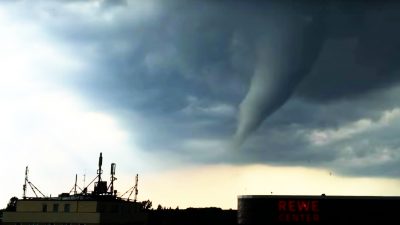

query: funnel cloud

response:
[234,12,326,145]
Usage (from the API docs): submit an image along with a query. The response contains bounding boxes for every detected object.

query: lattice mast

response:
[22,166,28,199]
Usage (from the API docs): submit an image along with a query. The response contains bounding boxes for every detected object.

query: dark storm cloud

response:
[6,0,400,177]
[295,1,400,100]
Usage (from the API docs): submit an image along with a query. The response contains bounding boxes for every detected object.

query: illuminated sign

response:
[277,200,320,223]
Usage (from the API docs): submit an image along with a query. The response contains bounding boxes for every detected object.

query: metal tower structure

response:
[121,174,139,202]
[109,163,117,195]
[134,174,138,202]
[22,166,28,199]
[97,152,103,183]
[22,166,46,198]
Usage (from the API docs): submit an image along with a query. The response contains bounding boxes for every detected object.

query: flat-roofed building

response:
[3,153,146,225]
[238,195,400,225]
[2,195,147,225]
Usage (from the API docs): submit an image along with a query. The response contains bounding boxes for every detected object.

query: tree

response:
[140,199,152,210]
[6,197,18,211]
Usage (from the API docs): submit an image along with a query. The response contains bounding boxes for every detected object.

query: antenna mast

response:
[134,174,138,202]
[119,174,140,201]
[22,166,46,198]
[23,166,28,199]
[110,163,117,195]
[97,152,103,182]
[74,174,78,195]
[128,174,139,202]
[69,174,83,195]
[125,174,139,201]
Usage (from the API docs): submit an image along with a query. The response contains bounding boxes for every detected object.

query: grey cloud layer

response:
[6,0,400,177]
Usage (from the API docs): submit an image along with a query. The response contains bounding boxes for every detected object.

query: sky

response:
[1,0,400,209]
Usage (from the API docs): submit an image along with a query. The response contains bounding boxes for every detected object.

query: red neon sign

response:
[277,200,320,223]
